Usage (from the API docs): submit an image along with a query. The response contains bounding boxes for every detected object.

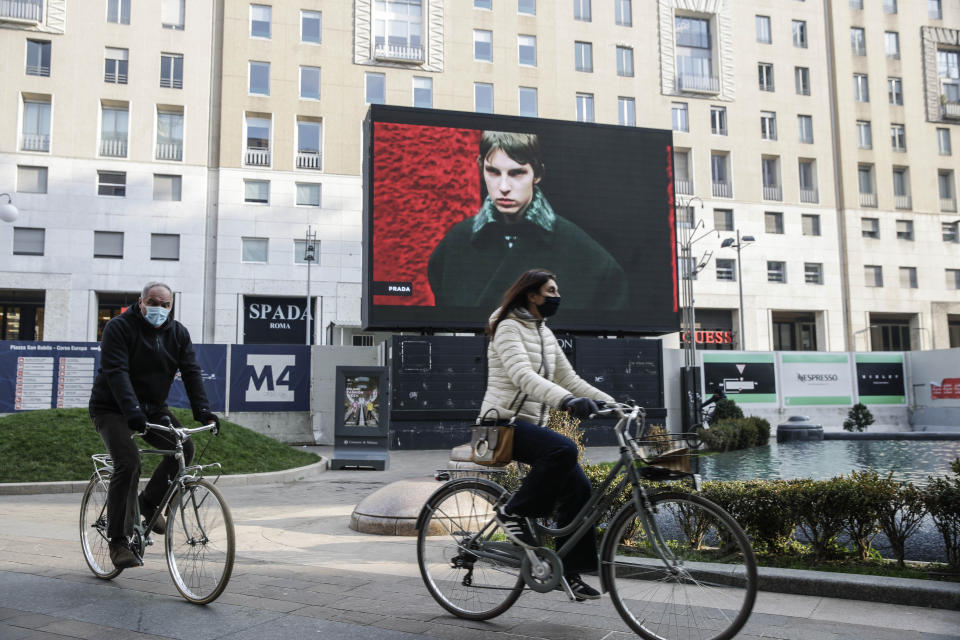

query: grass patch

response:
[0,408,321,483]
[755,555,959,582]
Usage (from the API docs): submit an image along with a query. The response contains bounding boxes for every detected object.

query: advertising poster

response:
[0,341,101,412]
[701,352,777,405]
[229,345,311,412]
[363,105,678,334]
[855,353,906,405]
[343,374,380,427]
[166,344,227,412]
[779,353,853,406]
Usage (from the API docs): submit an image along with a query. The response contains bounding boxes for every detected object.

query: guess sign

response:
[681,330,734,345]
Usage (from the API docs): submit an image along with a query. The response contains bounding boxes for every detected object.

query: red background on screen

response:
[372,123,482,306]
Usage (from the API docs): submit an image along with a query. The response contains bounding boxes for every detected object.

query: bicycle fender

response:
[414,477,508,532]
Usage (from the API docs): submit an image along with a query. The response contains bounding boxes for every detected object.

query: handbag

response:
[471,405,521,466]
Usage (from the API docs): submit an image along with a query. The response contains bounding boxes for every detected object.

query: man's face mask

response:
[143,306,169,327]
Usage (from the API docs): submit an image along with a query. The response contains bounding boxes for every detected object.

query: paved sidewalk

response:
[1,448,959,640]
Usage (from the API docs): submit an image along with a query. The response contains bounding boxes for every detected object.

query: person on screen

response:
[427,131,627,311]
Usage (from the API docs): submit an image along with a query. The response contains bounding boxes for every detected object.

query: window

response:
[862,217,879,239]
[891,124,906,151]
[767,261,786,283]
[94,231,123,258]
[851,27,865,56]
[759,63,774,91]
[865,265,883,287]
[151,234,180,261]
[675,16,713,89]
[518,35,537,66]
[518,87,537,117]
[160,53,183,89]
[804,263,823,284]
[938,128,952,155]
[17,165,47,194]
[474,0,491,7]
[676,205,694,230]
[475,83,493,113]
[107,0,130,24]
[802,214,821,236]
[575,41,593,72]
[672,102,688,132]
[576,93,594,123]
[244,116,271,166]
[762,157,780,196]
[300,66,321,100]
[616,46,634,77]
[882,0,896,14]
[947,269,960,289]
[940,170,956,209]
[249,61,270,95]
[474,29,492,62]
[799,160,817,200]
[296,118,322,169]
[250,4,271,38]
[161,0,185,29]
[896,219,914,241]
[795,67,810,95]
[854,74,869,102]
[859,165,876,203]
[153,174,181,201]
[618,97,636,126]
[156,110,183,161]
[888,77,903,106]
[241,237,268,263]
[716,258,735,281]
[21,99,51,152]
[944,222,959,242]
[756,16,771,44]
[301,10,321,43]
[850,0,863,8]
[104,47,128,84]
[885,32,900,59]
[930,0,942,19]
[899,267,918,289]
[940,50,960,104]
[519,0,536,15]
[244,180,269,204]
[761,111,777,140]
[710,106,726,135]
[353,334,375,347]
[293,239,313,264]
[97,171,125,197]
[13,228,44,256]
[413,76,432,108]
[797,115,813,143]
[574,0,591,21]
[714,209,733,231]
[765,211,784,234]
[893,167,909,200]
[100,106,128,158]
[674,149,691,192]
[365,72,385,104]
[711,153,730,196]
[615,0,631,26]
[26,40,51,77]
[792,20,807,48]
[296,182,321,207]
[857,121,872,149]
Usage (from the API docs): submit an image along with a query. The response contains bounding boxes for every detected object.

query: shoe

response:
[138,494,165,535]
[493,505,534,547]
[109,540,141,569]
[564,574,601,601]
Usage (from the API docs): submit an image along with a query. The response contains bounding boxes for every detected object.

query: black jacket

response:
[88,305,209,422]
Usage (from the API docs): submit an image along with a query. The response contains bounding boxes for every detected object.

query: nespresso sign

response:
[680,330,735,345]
[244,296,310,344]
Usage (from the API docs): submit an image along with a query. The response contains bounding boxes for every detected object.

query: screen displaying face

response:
[364,106,679,334]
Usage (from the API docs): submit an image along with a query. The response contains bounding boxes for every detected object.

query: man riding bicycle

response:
[88,281,219,569]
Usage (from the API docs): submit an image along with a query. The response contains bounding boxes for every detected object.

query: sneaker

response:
[565,574,601,601]
[109,540,141,569]
[138,494,165,535]
[493,505,534,547]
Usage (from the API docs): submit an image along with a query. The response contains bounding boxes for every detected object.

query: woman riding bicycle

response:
[481,268,614,600]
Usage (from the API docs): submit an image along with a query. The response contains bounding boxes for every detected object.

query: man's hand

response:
[199,410,221,436]
[562,397,600,419]
[127,415,147,433]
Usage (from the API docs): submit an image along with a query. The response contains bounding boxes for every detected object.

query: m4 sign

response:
[230,345,310,411]
[245,354,296,402]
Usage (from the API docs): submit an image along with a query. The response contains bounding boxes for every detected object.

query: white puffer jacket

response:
[478,307,615,426]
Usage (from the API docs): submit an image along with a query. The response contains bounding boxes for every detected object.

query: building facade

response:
[1,0,957,350]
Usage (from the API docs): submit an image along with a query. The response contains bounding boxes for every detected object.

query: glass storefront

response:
[0,290,44,340]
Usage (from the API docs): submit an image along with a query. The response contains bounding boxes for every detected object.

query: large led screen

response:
[363,105,679,333]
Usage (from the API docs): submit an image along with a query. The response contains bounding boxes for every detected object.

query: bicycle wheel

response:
[601,491,757,640]
[417,479,525,620]
[164,479,235,604]
[79,474,123,580]
[683,426,704,450]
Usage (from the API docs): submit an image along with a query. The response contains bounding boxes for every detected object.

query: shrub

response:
[789,477,851,561]
[701,418,768,451]
[876,480,927,567]
[923,459,960,569]
[748,416,772,445]
[843,470,889,560]
[713,397,744,421]
[843,403,875,432]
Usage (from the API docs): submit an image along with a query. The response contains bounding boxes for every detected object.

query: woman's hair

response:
[477,131,545,180]
[488,269,556,335]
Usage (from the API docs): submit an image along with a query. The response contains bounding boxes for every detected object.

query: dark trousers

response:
[92,410,194,540]
[504,419,597,574]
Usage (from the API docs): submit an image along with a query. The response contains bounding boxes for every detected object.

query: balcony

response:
[853,46,865,56]
[104,71,128,84]
[246,148,271,166]
[160,77,183,89]
[944,102,960,120]
[25,63,49,77]
[712,181,732,198]
[676,73,720,94]
[156,142,183,161]
[20,133,49,152]
[942,197,958,213]
[374,42,424,63]
[860,192,878,208]
[0,0,42,22]
[800,187,819,203]
[763,185,782,201]
[100,137,128,158]
[296,152,322,170]
[674,179,693,195]
[894,194,912,210]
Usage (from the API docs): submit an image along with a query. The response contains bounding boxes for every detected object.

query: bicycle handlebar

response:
[136,421,218,440]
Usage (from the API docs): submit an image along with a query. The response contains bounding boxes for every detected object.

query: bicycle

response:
[683,390,724,449]
[79,419,236,604]
[416,402,757,640]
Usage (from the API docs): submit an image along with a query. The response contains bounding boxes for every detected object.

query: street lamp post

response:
[720,230,755,350]
[303,226,318,345]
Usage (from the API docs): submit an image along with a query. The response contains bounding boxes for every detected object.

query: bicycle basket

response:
[631,429,694,474]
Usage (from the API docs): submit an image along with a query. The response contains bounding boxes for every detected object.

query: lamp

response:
[720,231,756,350]
[0,194,18,223]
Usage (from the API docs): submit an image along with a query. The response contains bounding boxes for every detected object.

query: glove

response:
[562,397,600,419]
[127,414,147,433]
[199,410,221,436]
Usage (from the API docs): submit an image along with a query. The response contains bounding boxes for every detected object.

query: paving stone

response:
[4,614,62,630]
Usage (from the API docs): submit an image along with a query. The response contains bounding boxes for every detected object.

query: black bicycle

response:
[416,402,757,640]
[683,390,725,449]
